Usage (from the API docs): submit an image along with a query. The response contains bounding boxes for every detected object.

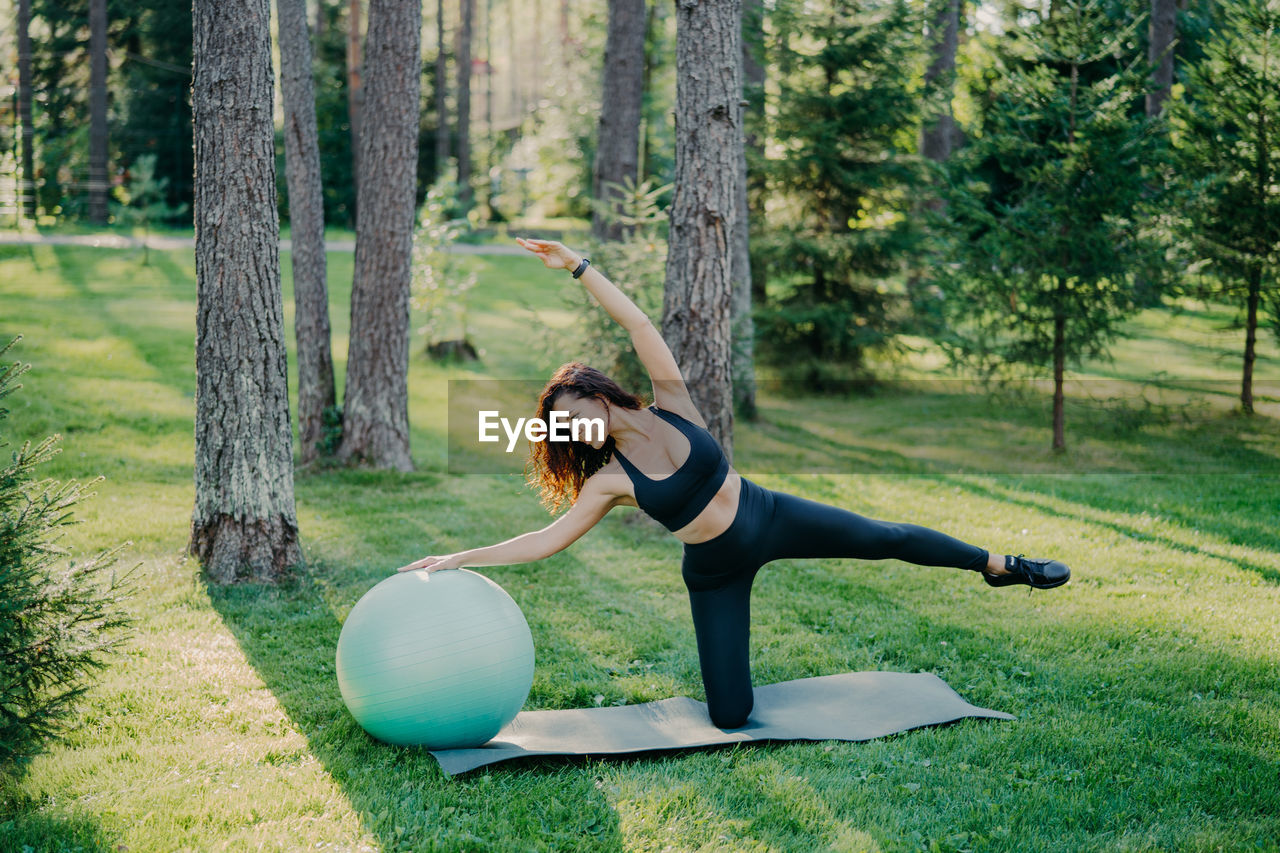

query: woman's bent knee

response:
[708,695,753,730]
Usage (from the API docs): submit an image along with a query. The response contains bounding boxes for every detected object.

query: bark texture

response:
[662,0,743,460]
[347,0,364,217]
[435,0,450,170]
[732,0,765,419]
[1147,0,1177,117]
[279,0,337,464]
[591,0,646,242]
[191,0,302,582]
[89,0,109,224]
[457,0,475,209]
[919,0,959,163]
[337,0,422,472]
[18,0,35,219]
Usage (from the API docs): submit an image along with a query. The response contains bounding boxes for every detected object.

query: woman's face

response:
[550,392,610,450]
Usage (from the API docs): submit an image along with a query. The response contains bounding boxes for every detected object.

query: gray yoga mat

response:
[428,670,1015,776]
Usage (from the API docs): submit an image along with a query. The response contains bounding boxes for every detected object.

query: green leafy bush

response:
[0,336,136,780]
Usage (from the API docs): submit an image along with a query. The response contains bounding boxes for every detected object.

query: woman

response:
[397,237,1070,730]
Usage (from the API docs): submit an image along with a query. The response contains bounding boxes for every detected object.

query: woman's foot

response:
[983,554,1071,589]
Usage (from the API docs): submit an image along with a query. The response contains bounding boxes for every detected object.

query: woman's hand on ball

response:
[396,553,462,573]
[514,237,581,271]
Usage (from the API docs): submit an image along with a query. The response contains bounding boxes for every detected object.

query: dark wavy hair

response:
[524,362,645,513]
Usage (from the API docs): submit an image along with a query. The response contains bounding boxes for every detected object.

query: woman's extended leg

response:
[760,489,991,572]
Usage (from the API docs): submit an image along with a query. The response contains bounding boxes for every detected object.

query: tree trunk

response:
[906,0,960,303]
[338,0,422,472]
[88,0,109,225]
[532,0,542,106]
[1052,300,1066,452]
[1242,264,1260,415]
[191,0,302,583]
[484,0,494,218]
[919,0,959,163]
[435,0,450,172]
[662,0,742,460]
[560,0,571,68]
[347,0,364,221]
[639,1,656,182]
[17,0,36,220]
[507,0,519,123]
[730,119,756,422]
[1147,0,1177,117]
[591,0,646,242]
[733,0,765,420]
[279,0,337,464]
[457,0,475,210]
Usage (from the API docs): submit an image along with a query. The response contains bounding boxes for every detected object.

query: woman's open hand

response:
[395,553,464,574]
[515,237,582,271]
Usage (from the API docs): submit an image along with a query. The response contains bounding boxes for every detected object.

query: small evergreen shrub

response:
[553,176,671,395]
[411,174,480,360]
[0,336,136,780]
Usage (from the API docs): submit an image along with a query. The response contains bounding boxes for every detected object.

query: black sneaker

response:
[983,553,1071,590]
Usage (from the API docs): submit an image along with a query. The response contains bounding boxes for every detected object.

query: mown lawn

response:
[0,239,1278,852]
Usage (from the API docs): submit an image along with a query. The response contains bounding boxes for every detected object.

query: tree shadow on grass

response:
[203,548,658,850]
[205,484,1280,849]
[0,796,117,852]
[207,452,1028,849]
[738,380,1279,479]
[934,471,1280,585]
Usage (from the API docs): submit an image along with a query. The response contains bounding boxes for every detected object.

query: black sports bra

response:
[612,404,730,532]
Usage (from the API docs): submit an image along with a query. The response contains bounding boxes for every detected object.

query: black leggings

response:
[681,476,990,729]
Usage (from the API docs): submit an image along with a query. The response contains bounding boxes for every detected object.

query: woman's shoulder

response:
[650,389,707,429]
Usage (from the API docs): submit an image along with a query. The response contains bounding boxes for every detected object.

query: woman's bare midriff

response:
[606,466,743,545]
[670,470,741,544]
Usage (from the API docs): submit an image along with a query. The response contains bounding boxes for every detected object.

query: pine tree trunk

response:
[507,0,519,121]
[919,0,959,163]
[279,0,337,464]
[532,0,542,104]
[457,0,475,210]
[730,122,756,421]
[17,0,36,220]
[1242,264,1260,415]
[1052,303,1066,452]
[732,0,764,420]
[88,0,108,225]
[560,0,571,68]
[906,0,960,302]
[338,0,422,472]
[347,0,364,221]
[191,0,302,583]
[743,0,767,307]
[484,0,494,217]
[591,0,645,242]
[1147,0,1177,117]
[435,0,450,171]
[662,0,743,459]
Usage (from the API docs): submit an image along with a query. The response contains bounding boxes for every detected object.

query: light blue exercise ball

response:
[335,569,535,749]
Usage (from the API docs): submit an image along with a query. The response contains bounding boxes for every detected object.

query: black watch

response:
[571,257,591,279]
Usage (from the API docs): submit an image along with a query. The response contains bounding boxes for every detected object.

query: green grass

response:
[0,242,1278,852]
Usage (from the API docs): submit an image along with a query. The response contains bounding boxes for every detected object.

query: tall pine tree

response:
[933,0,1167,450]
[1165,0,1280,415]
[755,0,929,390]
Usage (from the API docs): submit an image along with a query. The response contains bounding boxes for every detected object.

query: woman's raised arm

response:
[514,237,688,392]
